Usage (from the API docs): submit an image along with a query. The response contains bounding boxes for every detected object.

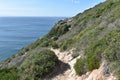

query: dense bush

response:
[48,22,71,38]
[103,30,120,62]
[87,54,100,71]
[74,58,87,75]
[0,68,19,80]
[74,41,103,75]
[20,49,59,79]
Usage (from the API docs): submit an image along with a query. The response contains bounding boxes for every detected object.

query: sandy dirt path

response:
[50,48,116,80]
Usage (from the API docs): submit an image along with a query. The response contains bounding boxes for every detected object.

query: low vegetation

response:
[0,49,59,80]
[1,0,120,79]
[0,68,19,80]
[19,49,59,80]
[74,30,120,79]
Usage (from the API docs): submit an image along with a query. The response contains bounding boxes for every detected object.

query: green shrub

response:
[48,22,70,38]
[103,30,120,62]
[50,41,59,49]
[84,38,107,71]
[74,58,87,76]
[0,68,19,80]
[74,26,94,40]
[20,49,59,79]
[72,53,79,58]
[87,55,100,71]
[60,39,74,51]
[60,44,67,51]
[74,34,107,75]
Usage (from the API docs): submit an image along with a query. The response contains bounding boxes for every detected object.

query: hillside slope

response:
[1,0,120,80]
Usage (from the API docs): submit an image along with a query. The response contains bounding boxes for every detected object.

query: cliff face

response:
[1,0,120,80]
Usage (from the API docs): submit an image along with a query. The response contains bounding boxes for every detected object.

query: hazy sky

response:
[0,0,105,17]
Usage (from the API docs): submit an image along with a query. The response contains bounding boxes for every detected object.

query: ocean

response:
[0,17,65,61]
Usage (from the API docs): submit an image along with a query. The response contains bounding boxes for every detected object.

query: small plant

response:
[87,54,100,71]
[60,39,74,51]
[50,41,59,49]
[74,58,87,76]
[72,53,79,58]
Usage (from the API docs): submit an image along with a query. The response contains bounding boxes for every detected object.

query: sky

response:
[0,0,106,17]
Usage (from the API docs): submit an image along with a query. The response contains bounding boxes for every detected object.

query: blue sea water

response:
[0,17,65,61]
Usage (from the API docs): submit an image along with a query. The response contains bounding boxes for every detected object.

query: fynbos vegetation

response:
[1,0,120,79]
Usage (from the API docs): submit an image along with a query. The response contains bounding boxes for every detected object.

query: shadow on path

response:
[46,60,70,79]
